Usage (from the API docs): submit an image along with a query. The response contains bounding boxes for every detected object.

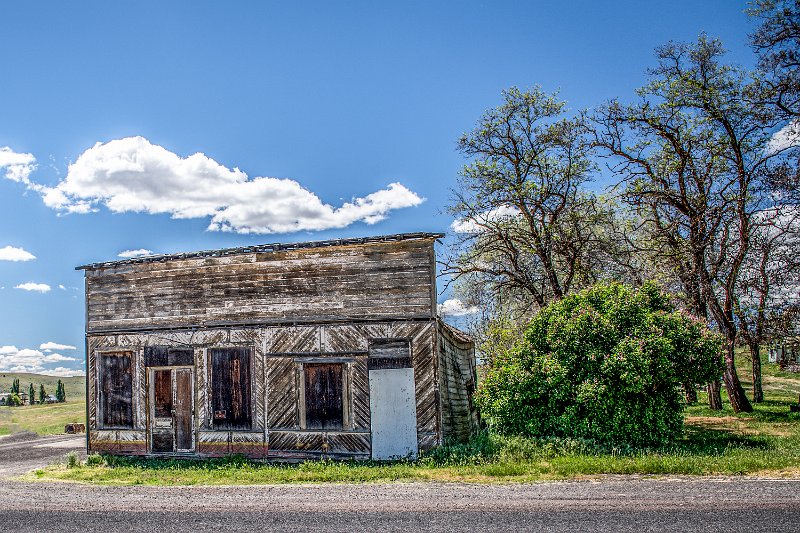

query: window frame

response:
[97,350,135,430]
[302,362,346,431]
[368,338,413,370]
[207,346,255,431]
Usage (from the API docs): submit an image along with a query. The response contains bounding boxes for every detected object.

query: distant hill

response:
[0,373,86,435]
[0,373,85,401]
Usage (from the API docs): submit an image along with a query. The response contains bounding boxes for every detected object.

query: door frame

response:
[147,366,195,454]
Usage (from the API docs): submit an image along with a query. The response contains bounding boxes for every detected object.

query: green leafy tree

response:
[442,87,627,318]
[6,393,22,407]
[475,282,724,447]
[11,378,20,395]
[592,36,796,412]
[28,383,35,406]
[38,384,47,405]
[749,0,800,119]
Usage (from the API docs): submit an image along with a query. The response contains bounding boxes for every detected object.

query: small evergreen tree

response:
[38,384,47,404]
[28,383,35,406]
[56,380,66,402]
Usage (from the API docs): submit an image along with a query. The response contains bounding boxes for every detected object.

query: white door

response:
[369,367,418,460]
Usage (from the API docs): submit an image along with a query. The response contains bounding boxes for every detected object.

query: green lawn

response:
[0,373,85,436]
[27,349,800,485]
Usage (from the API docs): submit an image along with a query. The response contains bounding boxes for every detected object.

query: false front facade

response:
[78,233,477,460]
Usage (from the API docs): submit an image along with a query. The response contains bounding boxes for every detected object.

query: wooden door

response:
[149,367,194,454]
[174,368,194,452]
[368,341,418,460]
[369,367,418,459]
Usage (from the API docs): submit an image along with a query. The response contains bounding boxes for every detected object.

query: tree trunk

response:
[722,341,754,413]
[708,380,723,410]
[684,382,697,404]
[750,342,764,403]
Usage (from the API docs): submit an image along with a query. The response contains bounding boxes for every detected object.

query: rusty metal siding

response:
[437,320,479,443]
[84,239,437,333]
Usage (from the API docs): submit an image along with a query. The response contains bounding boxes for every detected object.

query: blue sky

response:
[0,1,757,376]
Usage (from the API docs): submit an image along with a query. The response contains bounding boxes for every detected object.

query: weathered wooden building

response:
[78,233,478,460]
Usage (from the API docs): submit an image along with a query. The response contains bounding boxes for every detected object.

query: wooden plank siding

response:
[83,239,437,333]
[85,319,447,459]
[81,234,476,460]
[437,320,480,444]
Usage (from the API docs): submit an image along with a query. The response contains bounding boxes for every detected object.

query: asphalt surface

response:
[1,433,799,532]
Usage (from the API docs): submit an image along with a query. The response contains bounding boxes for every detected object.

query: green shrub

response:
[5,393,22,407]
[85,454,105,466]
[475,282,723,447]
[65,451,79,468]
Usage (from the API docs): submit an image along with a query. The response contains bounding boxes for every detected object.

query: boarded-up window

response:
[145,346,194,367]
[210,348,252,430]
[368,340,412,370]
[304,363,343,430]
[100,351,133,428]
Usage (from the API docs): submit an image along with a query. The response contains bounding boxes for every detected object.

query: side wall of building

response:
[87,319,439,459]
[437,320,479,444]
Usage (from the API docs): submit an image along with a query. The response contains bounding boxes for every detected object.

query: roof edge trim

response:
[76,232,445,271]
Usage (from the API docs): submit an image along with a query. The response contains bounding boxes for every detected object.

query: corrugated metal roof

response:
[76,231,445,271]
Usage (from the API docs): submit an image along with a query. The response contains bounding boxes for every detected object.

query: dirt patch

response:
[685,416,793,437]
[0,434,85,479]
[763,375,800,393]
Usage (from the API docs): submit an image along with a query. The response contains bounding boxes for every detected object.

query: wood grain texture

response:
[351,357,370,430]
[266,357,299,429]
[437,320,479,444]
[84,239,437,333]
[84,307,476,460]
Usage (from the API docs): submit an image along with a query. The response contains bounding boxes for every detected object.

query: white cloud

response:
[35,136,424,234]
[42,353,78,363]
[768,120,800,153]
[0,245,35,262]
[0,345,81,374]
[118,248,154,258]
[451,205,520,233]
[0,146,37,184]
[14,282,51,293]
[41,367,85,377]
[58,284,66,290]
[39,342,77,351]
[438,298,480,317]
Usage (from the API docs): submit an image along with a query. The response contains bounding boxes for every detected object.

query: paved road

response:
[1,433,799,532]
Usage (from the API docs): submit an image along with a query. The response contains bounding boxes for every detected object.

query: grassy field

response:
[30,349,800,485]
[0,373,85,436]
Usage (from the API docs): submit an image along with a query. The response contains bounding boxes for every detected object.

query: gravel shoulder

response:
[0,432,85,479]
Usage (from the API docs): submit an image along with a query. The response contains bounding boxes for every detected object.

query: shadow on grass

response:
[679,426,771,452]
